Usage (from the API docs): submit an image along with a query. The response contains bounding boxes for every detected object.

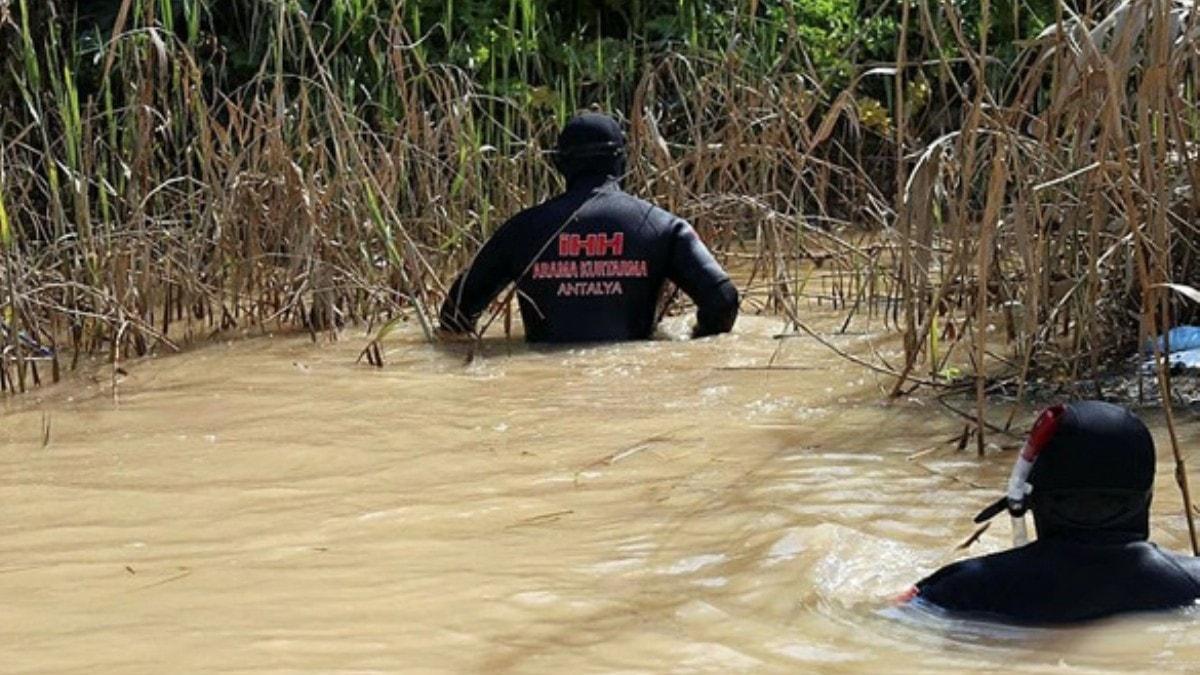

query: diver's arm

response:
[666,221,738,337]
[439,224,516,336]
[911,556,1006,616]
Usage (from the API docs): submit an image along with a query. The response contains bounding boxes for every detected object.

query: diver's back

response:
[508,181,730,342]
[916,540,1200,623]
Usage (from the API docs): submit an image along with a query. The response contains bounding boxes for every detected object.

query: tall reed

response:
[889,0,1199,425]
[0,0,895,392]
[0,0,1196,409]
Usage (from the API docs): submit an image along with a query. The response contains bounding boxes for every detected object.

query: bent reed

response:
[0,0,1197,425]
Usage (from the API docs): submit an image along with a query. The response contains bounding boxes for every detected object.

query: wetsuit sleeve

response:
[914,561,983,612]
[914,555,1021,618]
[666,221,738,337]
[439,223,517,335]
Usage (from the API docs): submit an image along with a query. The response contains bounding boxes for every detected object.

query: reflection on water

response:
[1,313,1199,672]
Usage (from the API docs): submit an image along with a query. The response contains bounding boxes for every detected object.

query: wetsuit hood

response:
[1027,401,1155,544]
[554,113,626,189]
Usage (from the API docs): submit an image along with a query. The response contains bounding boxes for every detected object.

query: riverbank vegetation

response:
[1,1,1197,423]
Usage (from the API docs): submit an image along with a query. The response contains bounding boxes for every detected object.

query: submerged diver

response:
[438,112,738,343]
[908,400,1200,624]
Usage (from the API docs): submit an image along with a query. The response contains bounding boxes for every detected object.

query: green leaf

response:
[0,190,11,249]
[940,366,963,380]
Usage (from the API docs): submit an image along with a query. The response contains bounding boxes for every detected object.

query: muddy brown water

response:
[2,313,1200,673]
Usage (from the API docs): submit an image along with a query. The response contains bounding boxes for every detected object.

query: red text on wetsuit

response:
[531,231,648,297]
[558,233,624,257]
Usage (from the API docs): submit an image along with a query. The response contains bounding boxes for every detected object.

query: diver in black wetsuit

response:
[909,401,1200,624]
[438,113,738,343]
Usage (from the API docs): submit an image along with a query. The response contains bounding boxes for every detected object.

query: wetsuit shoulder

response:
[575,188,676,235]
[1159,546,1200,579]
[1140,544,1200,598]
[916,541,1200,624]
[614,192,675,223]
[915,547,1029,618]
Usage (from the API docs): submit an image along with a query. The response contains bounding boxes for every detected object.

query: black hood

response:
[1029,401,1156,544]
[554,113,626,189]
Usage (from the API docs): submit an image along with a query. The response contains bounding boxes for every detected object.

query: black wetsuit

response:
[439,175,738,342]
[912,401,1200,624]
[915,539,1200,624]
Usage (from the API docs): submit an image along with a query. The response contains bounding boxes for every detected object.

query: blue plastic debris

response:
[1142,326,1200,373]
[1169,348,1200,370]
[0,320,54,358]
[1151,326,1200,355]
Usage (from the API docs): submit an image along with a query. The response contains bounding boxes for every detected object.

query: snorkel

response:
[975,404,1065,546]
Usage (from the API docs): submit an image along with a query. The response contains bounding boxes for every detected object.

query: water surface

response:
[2,314,1199,673]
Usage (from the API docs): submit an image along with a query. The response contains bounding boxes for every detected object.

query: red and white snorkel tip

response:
[1004,404,1065,545]
[1006,404,1064,511]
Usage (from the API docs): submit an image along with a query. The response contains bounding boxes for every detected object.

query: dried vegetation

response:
[0,0,1197,425]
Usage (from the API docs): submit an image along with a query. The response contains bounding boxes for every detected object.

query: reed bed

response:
[887,0,1200,450]
[0,0,1197,419]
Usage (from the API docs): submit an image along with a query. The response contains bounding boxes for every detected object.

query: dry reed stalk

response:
[974,143,1007,455]
[892,0,1198,407]
[1,0,1196,417]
